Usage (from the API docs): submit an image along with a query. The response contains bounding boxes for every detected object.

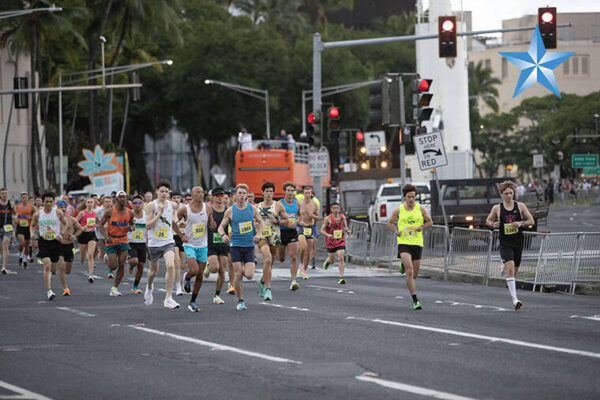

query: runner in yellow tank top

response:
[387,184,432,310]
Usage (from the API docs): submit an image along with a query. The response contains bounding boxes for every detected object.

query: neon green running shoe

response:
[213,295,224,305]
[413,301,422,310]
[338,277,346,284]
[204,268,210,278]
[323,260,330,270]
[398,262,405,274]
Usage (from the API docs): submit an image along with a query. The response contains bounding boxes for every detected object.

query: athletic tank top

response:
[230,204,255,247]
[128,210,146,244]
[1,201,13,229]
[16,204,33,227]
[79,209,97,230]
[396,202,424,247]
[280,199,298,230]
[325,214,346,248]
[107,206,131,244]
[39,206,61,241]
[148,200,174,247]
[209,207,227,247]
[184,203,208,248]
[258,202,281,242]
[499,201,523,248]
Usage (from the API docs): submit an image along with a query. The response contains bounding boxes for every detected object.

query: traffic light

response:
[413,78,433,125]
[368,79,390,126]
[398,125,412,145]
[438,15,457,58]
[308,111,321,136]
[388,75,403,126]
[13,77,28,109]
[328,106,340,130]
[355,131,364,141]
[538,7,557,49]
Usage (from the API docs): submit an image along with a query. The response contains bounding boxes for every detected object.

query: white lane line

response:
[307,285,355,294]
[350,317,600,359]
[356,375,478,400]
[582,222,593,227]
[435,300,506,312]
[56,307,96,318]
[0,379,53,400]
[259,302,310,312]
[129,325,301,364]
[570,315,600,322]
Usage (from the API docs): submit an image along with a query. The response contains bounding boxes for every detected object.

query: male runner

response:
[127,195,147,294]
[30,192,70,300]
[257,182,288,301]
[99,191,134,297]
[278,182,300,290]
[297,185,320,279]
[171,191,185,296]
[218,184,263,310]
[387,184,432,310]
[206,187,229,304]
[486,180,534,311]
[179,186,213,312]
[0,187,16,274]
[95,195,112,279]
[57,200,84,296]
[16,192,35,268]
[76,198,98,283]
[320,202,351,284]
[145,180,185,309]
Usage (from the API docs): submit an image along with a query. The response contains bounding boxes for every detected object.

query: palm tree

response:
[233,0,308,41]
[468,61,501,114]
[303,0,353,37]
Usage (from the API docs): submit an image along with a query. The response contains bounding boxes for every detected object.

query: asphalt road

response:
[545,204,600,233]
[1,251,599,400]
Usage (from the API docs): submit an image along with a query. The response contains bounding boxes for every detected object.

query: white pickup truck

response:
[368,182,431,225]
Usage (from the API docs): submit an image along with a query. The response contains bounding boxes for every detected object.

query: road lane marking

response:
[259,302,310,311]
[570,315,600,322]
[129,325,301,364]
[349,317,600,359]
[0,380,53,400]
[435,300,506,311]
[56,307,96,317]
[356,375,478,400]
[307,285,355,294]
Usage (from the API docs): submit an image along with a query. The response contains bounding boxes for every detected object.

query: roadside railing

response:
[346,220,370,266]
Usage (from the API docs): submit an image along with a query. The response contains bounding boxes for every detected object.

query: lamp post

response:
[204,79,270,139]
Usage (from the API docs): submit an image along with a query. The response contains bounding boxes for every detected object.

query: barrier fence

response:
[346,220,600,294]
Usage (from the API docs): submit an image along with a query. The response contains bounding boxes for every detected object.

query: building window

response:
[484,59,491,70]
[581,55,589,75]
[502,58,508,79]
[563,58,569,74]
[572,57,578,74]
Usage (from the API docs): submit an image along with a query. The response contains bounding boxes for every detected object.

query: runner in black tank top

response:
[206,188,230,304]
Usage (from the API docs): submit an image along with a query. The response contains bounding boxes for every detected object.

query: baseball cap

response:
[116,190,127,197]
[57,200,68,207]
[171,190,181,197]
[212,187,225,195]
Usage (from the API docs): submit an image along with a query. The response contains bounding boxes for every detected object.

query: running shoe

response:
[309,264,315,270]
[132,286,142,295]
[513,299,523,311]
[47,290,56,301]
[22,260,28,269]
[398,262,405,274]
[498,263,505,277]
[109,286,122,297]
[62,288,71,296]
[289,281,299,291]
[338,277,346,285]
[175,282,183,296]
[213,295,224,305]
[144,286,154,306]
[227,283,236,295]
[257,279,266,298]
[107,270,114,279]
[204,267,210,278]
[188,302,199,312]
[413,301,422,310]
[18,257,22,267]
[1,268,5,275]
[263,288,272,301]
[236,300,247,311]
[164,297,180,310]
[183,278,191,294]
[301,270,310,280]
[323,260,330,270]
[88,274,95,284]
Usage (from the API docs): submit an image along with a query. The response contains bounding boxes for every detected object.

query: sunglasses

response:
[133,201,143,204]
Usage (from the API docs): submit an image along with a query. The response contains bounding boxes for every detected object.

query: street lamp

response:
[204,79,270,139]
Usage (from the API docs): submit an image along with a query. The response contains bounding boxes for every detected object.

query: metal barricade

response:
[346,220,370,266]
[530,233,582,291]
[446,227,493,283]
[368,222,397,269]
[571,233,600,293]
[421,225,449,271]
[487,231,545,285]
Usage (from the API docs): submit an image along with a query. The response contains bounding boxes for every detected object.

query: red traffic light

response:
[356,131,364,141]
[418,79,431,92]
[541,11,554,23]
[307,112,316,124]
[441,19,455,32]
[328,107,340,119]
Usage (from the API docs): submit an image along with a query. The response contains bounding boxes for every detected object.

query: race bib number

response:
[288,217,296,225]
[239,221,252,234]
[43,230,56,240]
[154,226,169,239]
[333,230,343,239]
[504,223,518,235]
[262,225,272,238]
[212,232,223,243]
[193,222,206,237]
[404,227,415,237]
[3,224,13,232]
[19,219,29,227]
[303,227,313,236]
[132,230,144,241]
[86,217,96,227]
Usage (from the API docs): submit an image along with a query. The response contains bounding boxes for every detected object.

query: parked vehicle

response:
[368,181,431,225]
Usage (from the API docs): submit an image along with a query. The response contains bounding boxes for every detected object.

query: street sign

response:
[309,151,329,177]
[571,154,598,168]
[414,131,448,171]
[213,173,226,185]
[364,130,386,156]
[533,154,544,168]
[582,167,600,176]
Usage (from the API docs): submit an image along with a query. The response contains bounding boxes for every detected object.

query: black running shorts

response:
[500,245,523,268]
[397,244,423,261]
[38,239,60,263]
[59,242,74,263]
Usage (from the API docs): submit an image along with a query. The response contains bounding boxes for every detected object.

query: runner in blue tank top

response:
[277,182,301,291]
[218,184,263,311]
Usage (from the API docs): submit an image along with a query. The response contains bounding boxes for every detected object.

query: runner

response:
[127,195,147,294]
[218,184,263,310]
[95,195,112,279]
[30,192,70,300]
[256,182,288,301]
[486,180,534,311]
[16,192,35,269]
[99,191,134,297]
[178,186,213,312]
[386,184,432,310]
[297,185,320,279]
[278,182,300,290]
[76,197,98,283]
[57,200,84,296]
[144,180,185,309]
[171,191,185,296]
[206,187,229,304]
[320,202,351,284]
[0,187,16,274]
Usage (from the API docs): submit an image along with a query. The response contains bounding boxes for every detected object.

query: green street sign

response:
[571,154,598,168]
[582,167,600,176]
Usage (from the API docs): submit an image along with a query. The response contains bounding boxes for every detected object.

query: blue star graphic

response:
[499,25,574,98]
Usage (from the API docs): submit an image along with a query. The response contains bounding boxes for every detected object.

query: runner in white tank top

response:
[127,196,147,294]
[148,199,174,247]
